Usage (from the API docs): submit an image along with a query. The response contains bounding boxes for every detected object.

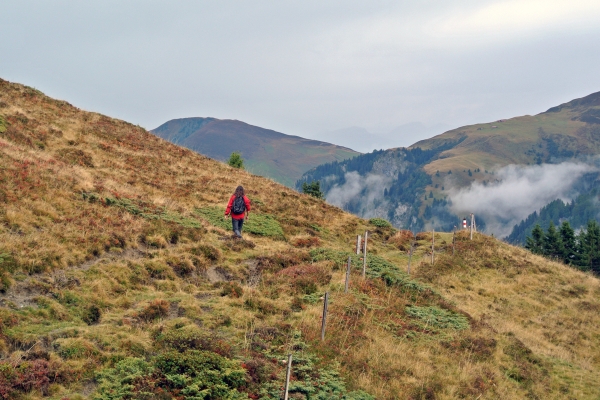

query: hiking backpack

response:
[232,196,246,214]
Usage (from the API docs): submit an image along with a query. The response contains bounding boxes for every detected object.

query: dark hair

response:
[234,185,245,198]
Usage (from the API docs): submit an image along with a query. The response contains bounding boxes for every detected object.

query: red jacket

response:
[225,195,251,220]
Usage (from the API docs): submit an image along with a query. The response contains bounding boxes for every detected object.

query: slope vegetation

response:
[0,78,599,399]
[152,117,359,187]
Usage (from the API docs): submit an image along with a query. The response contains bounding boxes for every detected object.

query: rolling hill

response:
[152,117,359,187]
[298,91,600,234]
[1,78,600,399]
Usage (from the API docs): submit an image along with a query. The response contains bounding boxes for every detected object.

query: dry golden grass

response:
[1,78,599,399]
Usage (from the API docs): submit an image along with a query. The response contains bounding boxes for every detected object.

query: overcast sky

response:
[2,1,600,151]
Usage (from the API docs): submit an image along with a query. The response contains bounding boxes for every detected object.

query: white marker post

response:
[470,213,474,240]
[356,235,361,255]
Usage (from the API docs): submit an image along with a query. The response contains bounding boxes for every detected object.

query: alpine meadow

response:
[1,77,600,400]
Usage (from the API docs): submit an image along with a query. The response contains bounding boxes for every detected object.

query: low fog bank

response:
[326,171,392,217]
[449,160,599,237]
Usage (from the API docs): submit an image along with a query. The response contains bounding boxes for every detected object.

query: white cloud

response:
[326,171,391,214]
[448,161,598,237]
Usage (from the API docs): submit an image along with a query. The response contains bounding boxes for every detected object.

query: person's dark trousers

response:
[232,218,244,238]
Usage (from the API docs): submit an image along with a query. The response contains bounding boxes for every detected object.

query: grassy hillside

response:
[152,117,360,187]
[1,78,600,399]
[412,91,600,194]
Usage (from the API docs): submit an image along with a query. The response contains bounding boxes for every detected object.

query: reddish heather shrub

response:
[277,264,331,294]
[291,236,321,248]
[0,359,50,399]
[388,230,414,251]
[137,299,169,322]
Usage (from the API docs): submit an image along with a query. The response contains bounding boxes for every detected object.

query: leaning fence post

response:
[431,229,435,264]
[321,292,329,341]
[283,353,292,400]
[362,231,368,278]
[345,256,351,293]
[356,235,361,255]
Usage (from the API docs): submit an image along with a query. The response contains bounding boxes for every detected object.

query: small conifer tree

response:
[302,181,324,199]
[228,152,244,169]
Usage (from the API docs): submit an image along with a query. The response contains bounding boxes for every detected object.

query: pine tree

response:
[301,181,324,199]
[581,220,600,273]
[543,221,562,259]
[559,221,577,265]
[525,224,544,254]
[227,152,244,169]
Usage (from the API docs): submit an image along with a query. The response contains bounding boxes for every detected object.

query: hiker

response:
[224,185,251,238]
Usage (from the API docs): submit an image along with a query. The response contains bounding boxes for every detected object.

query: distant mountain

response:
[152,117,359,187]
[298,91,600,234]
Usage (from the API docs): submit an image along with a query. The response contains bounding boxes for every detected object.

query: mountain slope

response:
[412,90,600,179]
[152,117,359,187]
[1,78,600,399]
[299,91,600,234]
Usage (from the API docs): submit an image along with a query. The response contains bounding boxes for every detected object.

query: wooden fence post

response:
[407,240,414,275]
[362,231,368,278]
[345,256,351,293]
[356,235,361,255]
[321,292,329,341]
[283,354,292,400]
[431,229,435,264]
[452,230,456,256]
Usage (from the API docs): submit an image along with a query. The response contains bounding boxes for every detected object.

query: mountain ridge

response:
[152,117,359,187]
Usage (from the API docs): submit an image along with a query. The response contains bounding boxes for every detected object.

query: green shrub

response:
[369,218,392,228]
[405,306,469,330]
[82,305,101,325]
[94,351,247,400]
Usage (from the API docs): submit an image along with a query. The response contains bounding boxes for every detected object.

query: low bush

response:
[0,359,50,398]
[82,305,101,325]
[405,305,469,331]
[94,351,247,400]
[221,282,243,298]
[369,218,392,228]
[137,299,170,322]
